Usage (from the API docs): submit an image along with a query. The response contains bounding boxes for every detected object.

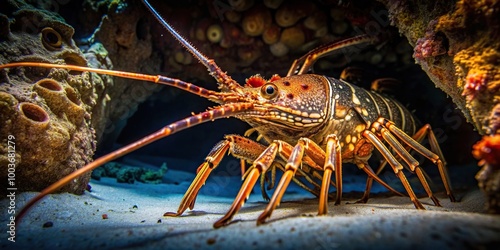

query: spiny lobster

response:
[1,0,456,228]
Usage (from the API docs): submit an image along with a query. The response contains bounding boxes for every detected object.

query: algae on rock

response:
[378,0,500,213]
[0,0,163,194]
[0,0,112,195]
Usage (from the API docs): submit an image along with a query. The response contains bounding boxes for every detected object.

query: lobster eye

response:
[260,83,278,99]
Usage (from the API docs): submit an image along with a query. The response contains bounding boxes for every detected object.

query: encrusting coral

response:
[0,0,107,195]
[379,0,500,135]
[0,0,167,195]
[91,162,168,184]
[378,0,500,213]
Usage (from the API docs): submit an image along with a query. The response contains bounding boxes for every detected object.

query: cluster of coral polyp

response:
[153,0,412,79]
[379,0,500,213]
[0,1,111,195]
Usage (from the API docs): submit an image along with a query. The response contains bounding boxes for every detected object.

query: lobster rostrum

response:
[3,0,456,228]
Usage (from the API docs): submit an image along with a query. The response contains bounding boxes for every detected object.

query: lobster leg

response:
[351,163,376,204]
[319,135,342,214]
[259,164,277,200]
[214,138,331,227]
[245,141,327,201]
[165,135,267,217]
[362,129,425,209]
[271,142,335,198]
[409,124,456,202]
[253,136,410,225]
[257,139,306,225]
[256,137,344,224]
[379,119,456,202]
[294,166,328,197]
[356,121,454,204]
[260,163,325,201]
[372,121,441,206]
[213,142,280,228]
[164,140,231,217]
[354,162,407,201]
[166,135,325,222]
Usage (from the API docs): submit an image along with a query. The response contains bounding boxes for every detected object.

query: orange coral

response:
[275,0,315,28]
[262,24,280,45]
[473,135,500,167]
[280,26,305,50]
[242,5,272,37]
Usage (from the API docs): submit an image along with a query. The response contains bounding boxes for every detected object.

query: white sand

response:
[1,169,499,249]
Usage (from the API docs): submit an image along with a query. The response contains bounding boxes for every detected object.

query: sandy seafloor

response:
[1,161,499,250]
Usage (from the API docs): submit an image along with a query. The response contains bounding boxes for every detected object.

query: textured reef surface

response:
[0,0,162,195]
[0,0,105,195]
[378,0,500,213]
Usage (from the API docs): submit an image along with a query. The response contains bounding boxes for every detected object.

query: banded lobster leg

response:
[213,136,340,227]
[163,135,327,218]
[214,136,404,227]
[375,119,455,202]
[256,119,453,225]
[249,154,335,202]
[240,128,336,201]
[164,134,404,228]
[355,120,456,205]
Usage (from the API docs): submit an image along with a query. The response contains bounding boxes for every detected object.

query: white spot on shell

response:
[309,113,321,118]
[352,94,361,105]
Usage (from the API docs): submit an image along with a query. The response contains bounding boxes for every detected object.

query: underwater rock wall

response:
[76,0,162,146]
[378,0,500,213]
[100,0,416,82]
[0,0,104,194]
[0,0,163,194]
[379,0,500,134]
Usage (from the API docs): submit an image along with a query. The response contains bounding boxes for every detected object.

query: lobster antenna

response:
[141,0,243,93]
[142,0,210,68]
[0,62,232,102]
[15,102,253,223]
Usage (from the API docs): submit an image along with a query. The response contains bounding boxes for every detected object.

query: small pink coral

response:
[462,72,489,101]
[414,36,446,60]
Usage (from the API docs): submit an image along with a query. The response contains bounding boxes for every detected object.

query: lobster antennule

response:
[287,34,376,76]
[15,102,254,224]
[141,0,243,94]
[141,0,209,69]
[0,62,235,100]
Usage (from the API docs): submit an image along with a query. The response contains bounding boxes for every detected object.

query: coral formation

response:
[473,134,500,213]
[0,0,161,195]
[91,162,168,184]
[378,0,500,213]
[472,103,500,213]
[241,5,272,37]
[77,0,163,145]
[0,0,107,194]
[379,0,500,135]
[142,0,415,80]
